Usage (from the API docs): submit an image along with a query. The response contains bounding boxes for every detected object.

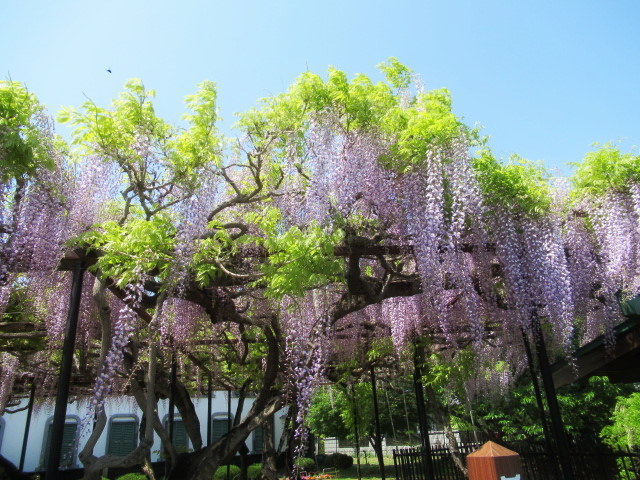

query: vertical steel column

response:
[531,311,575,480]
[168,356,177,443]
[165,355,177,478]
[350,384,362,480]
[207,374,212,446]
[521,328,555,456]
[45,260,85,480]
[413,344,434,480]
[19,380,36,471]
[227,389,232,480]
[369,366,385,480]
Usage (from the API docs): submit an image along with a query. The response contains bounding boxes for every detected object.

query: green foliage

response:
[367,337,396,363]
[212,465,241,480]
[115,474,146,480]
[472,149,552,217]
[173,80,222,173]
[76,215,176,286]
[328,452,354,470]
[0,80,55,181]
[471,376,634,441]
[307,378,418,444]
[58,79,169,157]
[237,58,467,176]
[247,463,262,480]
[377,57,413,90]
[59,79,221,197]
[294,457,317,473]
[601,392,640,449]
[379,88,466,173]
[571,144,640,198]
[307,387,351,440]
[244,207,344,298]
[0,278,46,353]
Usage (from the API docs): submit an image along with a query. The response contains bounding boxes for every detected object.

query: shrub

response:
[329,453,353,470]
[213,465,241,480]
[315,454,329,468]
[247,463,262,480]
[294,457,317,473]
[116,474,146,480]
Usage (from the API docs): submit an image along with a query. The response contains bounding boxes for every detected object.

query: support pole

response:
[45,260,85,480]
[165,354,177,478]
[19,380,36,472]
[531,311,575,480]
[350,384,362,480]
[168,356,177,443]
[207,374,212,446]
[227,389,232,480]
[413,344,435,480]
[369,366,385,480]
[521,328,555,456]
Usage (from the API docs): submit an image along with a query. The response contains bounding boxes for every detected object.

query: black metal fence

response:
[394,444,475,480]
[393,439,640,480]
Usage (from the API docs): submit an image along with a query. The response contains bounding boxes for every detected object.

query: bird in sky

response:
[106,68,112,73]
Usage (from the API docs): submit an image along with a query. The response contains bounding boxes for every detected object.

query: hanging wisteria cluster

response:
[280,288,340,462]
[0,353,19,414]
[87,282,144,420]
[1,65,640,478]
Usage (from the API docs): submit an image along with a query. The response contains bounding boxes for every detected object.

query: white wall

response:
[0,393,288,473]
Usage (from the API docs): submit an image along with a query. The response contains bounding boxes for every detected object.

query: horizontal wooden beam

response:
[552,318,640,388]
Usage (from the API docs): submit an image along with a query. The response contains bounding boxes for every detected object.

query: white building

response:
[0,393,287,473]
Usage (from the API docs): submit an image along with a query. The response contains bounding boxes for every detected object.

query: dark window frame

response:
[210,412,234,444]
[251,416,275,454]
[39,415,80,470]
[106,414,139,457]
[162,415,190,452]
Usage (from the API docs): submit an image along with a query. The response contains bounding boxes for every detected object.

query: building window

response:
[210,413,233,444]
[252,417,274,453]
[252,425,264,453]
[163,416,189,453]
[40,416,79,470]
[107,415,139,456]
[0,417,5,451]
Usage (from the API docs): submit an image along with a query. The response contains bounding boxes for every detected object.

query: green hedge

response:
[212,465,241,480]
[294,457,317,473]
[115,474,146,480]
[247,463,262,480]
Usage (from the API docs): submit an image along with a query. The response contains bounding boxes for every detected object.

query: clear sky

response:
[2,0,638,175]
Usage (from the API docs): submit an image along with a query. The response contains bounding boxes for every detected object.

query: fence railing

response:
[393,439,640,480]
[394,444,476,480]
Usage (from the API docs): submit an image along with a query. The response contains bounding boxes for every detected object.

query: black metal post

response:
[165,354,177,478]
[19,380,36,471]
[351,384,362,480]
[168,356,177,443]
[531,311,575,480]
[413,344,435,480]
[45,260,85,480]
[227,389,232,480]
[369,366,385,480]
[207,374,212,446]
[521,328,555,454]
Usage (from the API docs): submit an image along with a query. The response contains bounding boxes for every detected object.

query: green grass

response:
[280,455,395,480]
[332,463,393,480]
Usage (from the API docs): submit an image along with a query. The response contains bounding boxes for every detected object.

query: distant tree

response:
[601,391,640,449]
[466,376,635,441]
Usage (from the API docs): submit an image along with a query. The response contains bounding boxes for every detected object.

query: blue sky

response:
[2,0,638,175]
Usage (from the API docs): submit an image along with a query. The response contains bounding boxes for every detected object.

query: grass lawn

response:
[279,456,396,480]
[332,463,394,480]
